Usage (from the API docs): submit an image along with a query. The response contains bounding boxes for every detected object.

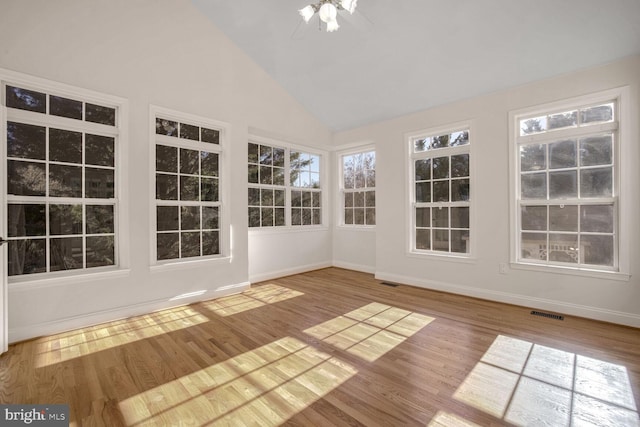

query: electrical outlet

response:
[499,263,508,274]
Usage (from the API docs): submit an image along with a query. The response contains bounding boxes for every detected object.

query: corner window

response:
[3,80,123,278]
[153,109,225,262]
[248,140,323,228]
[410,127,471,255]
[340,150,376,226]
[512,95,621,271]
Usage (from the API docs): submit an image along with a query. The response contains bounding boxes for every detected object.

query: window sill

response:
[8,267,131,292]
[248,225,330,235]
[336,225,376,231]
[510,261,630,282]
[406,251,477,264]
[150,255,232,273]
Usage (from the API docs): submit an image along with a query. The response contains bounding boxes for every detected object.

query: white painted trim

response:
[249,262,332,284]
[332,260,375,274]
[405,120,475,258]
[0,103,7,354]
[1,68,130,281]
[248,225,330,236]
[508,86,631,276]
[149,104,232,264]
[330,140,375,152]
[249,133,327,157]
[8,281,250,344]
[375,271,640,328]
[8,268,131,292]
[247,133,330,229]
[334,145,376,228]
[150,256,232,273]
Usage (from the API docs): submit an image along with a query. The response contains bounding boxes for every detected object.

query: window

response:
[512,94,622,272]
[248,140,323,228]
[410,127,471,255]
[290,150,322,226]
[153,110,224,262]
[3,80,123,277]
[340,150,376,226]
[248,142,286,227]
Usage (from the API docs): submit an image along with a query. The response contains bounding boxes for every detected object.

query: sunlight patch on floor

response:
[201,284,304,316]
[118,336,357,426]
[304,302,435,362]
[428,411,482,427]
[454,335,639,426]
[35,306,208,368]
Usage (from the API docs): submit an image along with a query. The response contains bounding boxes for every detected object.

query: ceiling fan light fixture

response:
[299,0,357,32]
[340,0,357,14]
[318,3,337,23]
[299,5,315,23]
[326,19,340,32]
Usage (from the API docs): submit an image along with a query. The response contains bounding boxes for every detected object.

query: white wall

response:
[0,0,331,342]
[330,146,377,274]
[1,1,638,340]
[333,55,640,327]
[332,227,376,274]
[244,129,334,283]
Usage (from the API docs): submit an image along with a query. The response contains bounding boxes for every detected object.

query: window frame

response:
[508,87,630,280]
[337,144,376,228]
[248,134,327,231]
[406,121,475,261]
[1,69,129,285]
[149,105,230,268]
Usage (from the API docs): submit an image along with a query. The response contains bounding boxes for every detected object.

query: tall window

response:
[3,81,122,277]
[410,127,471,255]
[513,95,620,271]
[248,142,286,227]
[153,111,223,261]
[341,150,376,226]
[248,140,323,228]
[290,150,322,226]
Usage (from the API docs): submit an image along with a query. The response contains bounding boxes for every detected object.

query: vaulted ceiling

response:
[192,0,640,131]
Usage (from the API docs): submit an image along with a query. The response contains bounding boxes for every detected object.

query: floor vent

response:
[380,282,399,287]
[531,310,564,321]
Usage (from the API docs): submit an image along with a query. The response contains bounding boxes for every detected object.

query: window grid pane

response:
[248,143,323,228]
[412,129,470,255]
[5,84,118,277]
[342,151,375,226]
[247,142,288,228]
[154,114,222,261]
[516,99,618,270]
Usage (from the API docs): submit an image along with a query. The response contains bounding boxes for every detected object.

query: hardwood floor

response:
[1,267,639,426]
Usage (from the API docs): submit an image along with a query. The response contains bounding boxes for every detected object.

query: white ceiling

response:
[192,0,640,131]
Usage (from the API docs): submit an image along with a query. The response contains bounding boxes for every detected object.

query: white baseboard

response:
[332,260,376,274]
[9,281,250,344]
[375,271,640,328]
[249,261,333,284]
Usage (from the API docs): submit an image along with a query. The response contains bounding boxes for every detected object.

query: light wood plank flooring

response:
[1,268,639,426]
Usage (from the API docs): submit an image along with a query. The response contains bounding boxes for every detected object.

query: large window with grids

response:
[410,126,471,255]
[153,109,224,262]
[3,79,124,278]
[512,92,623,272]
[248,140,322,228]
[341,150,376,226]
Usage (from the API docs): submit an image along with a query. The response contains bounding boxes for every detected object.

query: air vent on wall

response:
[531,310,564,321]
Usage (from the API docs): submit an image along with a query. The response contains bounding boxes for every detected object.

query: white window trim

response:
[149,105,231,269]
[508,87,630,280]
[335,143,376,229]
[248,134,328,232]
[405,120,476,261]
[1,68,130,286]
